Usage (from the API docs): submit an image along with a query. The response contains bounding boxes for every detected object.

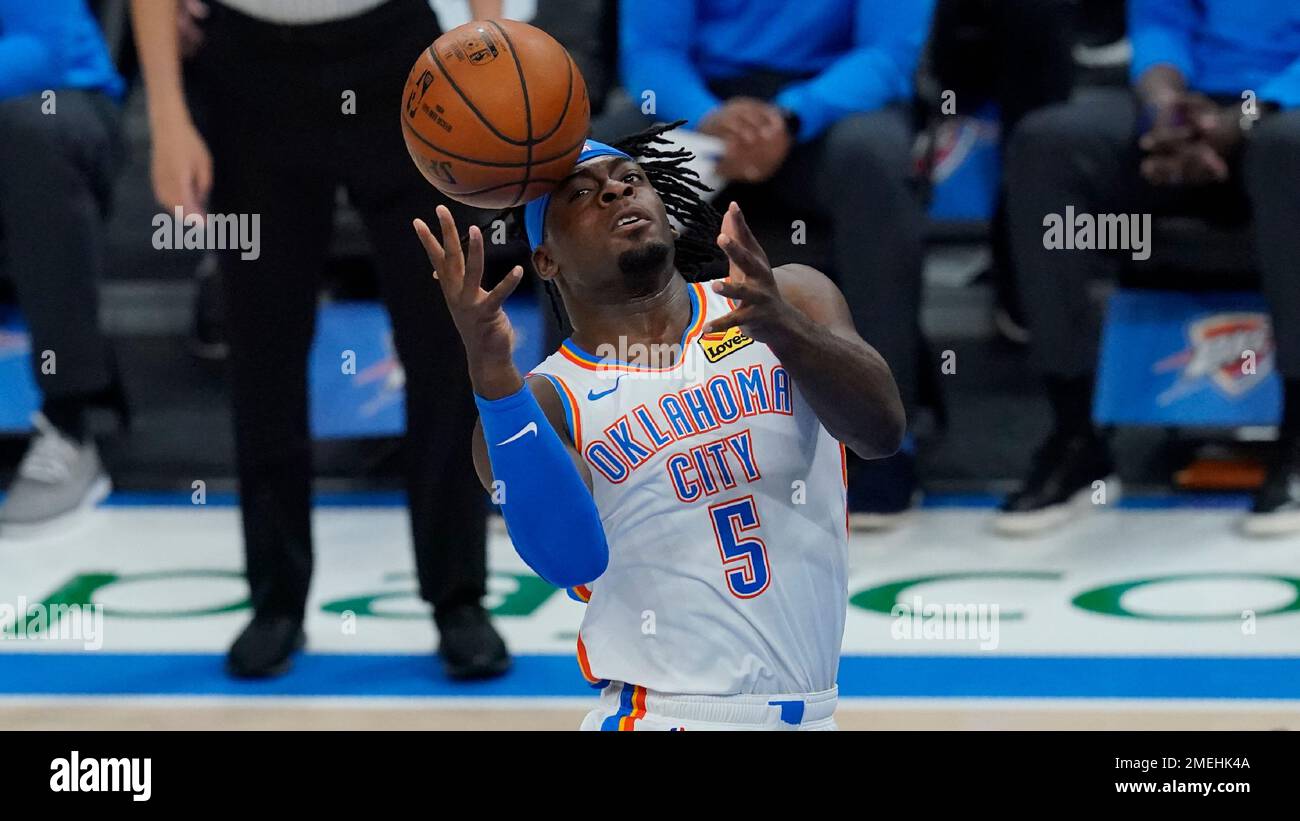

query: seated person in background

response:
[0,0,125,533]
[997,0,1300,537]
[617,0,934,530]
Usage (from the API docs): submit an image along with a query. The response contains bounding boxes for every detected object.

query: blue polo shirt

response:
[619,0,933,142]
[1129,0,1300,109]
[0,0,124,102]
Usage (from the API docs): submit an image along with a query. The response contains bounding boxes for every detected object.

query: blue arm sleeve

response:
[773,0,933,142]
[1127,0,1198,85]
[618,0,721,129]
[476,385,609,589]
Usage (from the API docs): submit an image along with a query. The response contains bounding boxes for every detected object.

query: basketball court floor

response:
[1,493,1297,730]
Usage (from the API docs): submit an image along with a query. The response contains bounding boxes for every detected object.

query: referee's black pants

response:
[195,0,487,621]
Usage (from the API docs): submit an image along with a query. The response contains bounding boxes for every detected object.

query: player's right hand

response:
[414,205,525,397]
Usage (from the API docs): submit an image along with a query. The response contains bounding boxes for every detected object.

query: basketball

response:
[400,19,591,209]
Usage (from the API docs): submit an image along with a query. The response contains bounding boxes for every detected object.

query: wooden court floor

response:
[3,700,1297,731]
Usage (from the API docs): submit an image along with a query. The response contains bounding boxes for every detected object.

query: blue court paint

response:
[0,653,1296,700]
[0,653,592,698]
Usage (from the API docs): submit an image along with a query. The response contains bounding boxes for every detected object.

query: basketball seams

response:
[427,43,533,148]
[486,19,533,207]
[401,115,587,169]
[528,50,576,144]
[404,21,590,208]
[452,177,565,197]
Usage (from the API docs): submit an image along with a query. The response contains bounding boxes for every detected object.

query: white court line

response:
[0,695,592,711]
[834,697,1300,712]
[3,695,1298,713]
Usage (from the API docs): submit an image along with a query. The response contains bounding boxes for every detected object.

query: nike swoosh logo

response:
[497,421,538,446]
[588,376,624,401]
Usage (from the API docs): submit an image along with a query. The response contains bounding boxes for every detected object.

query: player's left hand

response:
[704,202,802,344]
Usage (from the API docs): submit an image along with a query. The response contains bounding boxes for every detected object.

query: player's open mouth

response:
[611,208,653,235]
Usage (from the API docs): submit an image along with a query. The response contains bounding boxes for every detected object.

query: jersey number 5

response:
[709,496,771,598]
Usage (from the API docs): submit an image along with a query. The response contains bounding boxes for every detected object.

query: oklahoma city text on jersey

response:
[531,283,849,695]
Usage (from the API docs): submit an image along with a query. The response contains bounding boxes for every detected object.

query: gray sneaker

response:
[0,414,112,535]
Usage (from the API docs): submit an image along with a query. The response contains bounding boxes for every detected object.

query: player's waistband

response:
[601,682,838,729]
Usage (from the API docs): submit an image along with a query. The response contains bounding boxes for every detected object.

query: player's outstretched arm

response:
[704,203,906,459]
[470,376,592,492]
[414,208,606,588]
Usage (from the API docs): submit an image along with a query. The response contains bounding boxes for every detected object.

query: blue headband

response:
[524,139,632,251]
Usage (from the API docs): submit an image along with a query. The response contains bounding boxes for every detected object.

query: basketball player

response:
[414,126,905,730]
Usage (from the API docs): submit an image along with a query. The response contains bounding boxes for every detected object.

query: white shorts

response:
[579,682,838,731]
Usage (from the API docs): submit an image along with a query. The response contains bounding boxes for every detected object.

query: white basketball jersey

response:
[530,282,849,695]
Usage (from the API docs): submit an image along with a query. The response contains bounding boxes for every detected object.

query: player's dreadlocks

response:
[611,120,725,277]
[512,120,726,337]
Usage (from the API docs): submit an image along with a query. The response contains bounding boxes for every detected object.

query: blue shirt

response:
[1129,0,1300,109]
[619,0,934,142]
[0,0,124,102]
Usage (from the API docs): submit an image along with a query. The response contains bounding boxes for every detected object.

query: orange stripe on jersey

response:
[840,443,849,536]
[556,282,710,373]
[684,282,709,340]
[576,632,600,684]
[558,343,686,374]
[550,374,583,452]
[619,685,648,731]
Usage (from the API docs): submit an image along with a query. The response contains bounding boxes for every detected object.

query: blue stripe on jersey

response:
[600,683,636,731]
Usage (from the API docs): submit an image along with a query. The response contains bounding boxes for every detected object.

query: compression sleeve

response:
[475,385,609,589]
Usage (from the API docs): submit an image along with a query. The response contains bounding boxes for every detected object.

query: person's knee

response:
[0,93,115,189]
[1005,102,1097,172]
[822,111,913,179]
[0,94,65,147]
[1244,110,1300,186]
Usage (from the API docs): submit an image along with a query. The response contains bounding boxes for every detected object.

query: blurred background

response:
[0,0,1274,502]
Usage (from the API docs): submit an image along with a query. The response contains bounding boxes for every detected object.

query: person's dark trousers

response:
[0,90,121,437]
[194,0,487,621]
[929,0,1077,332]
[930,0,1075,127]
[1245,110,1300,395]
[1005,88,1300,397]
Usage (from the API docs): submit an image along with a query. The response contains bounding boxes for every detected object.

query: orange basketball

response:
[400,19,591,209]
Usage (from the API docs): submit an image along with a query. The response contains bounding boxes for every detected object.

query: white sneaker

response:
[0,413,111,536]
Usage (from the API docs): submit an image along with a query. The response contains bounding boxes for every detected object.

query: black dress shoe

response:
[435,604,511,680]
[226,616,306,679]
[994,429,1116,536]
[1243,437,1300,537]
